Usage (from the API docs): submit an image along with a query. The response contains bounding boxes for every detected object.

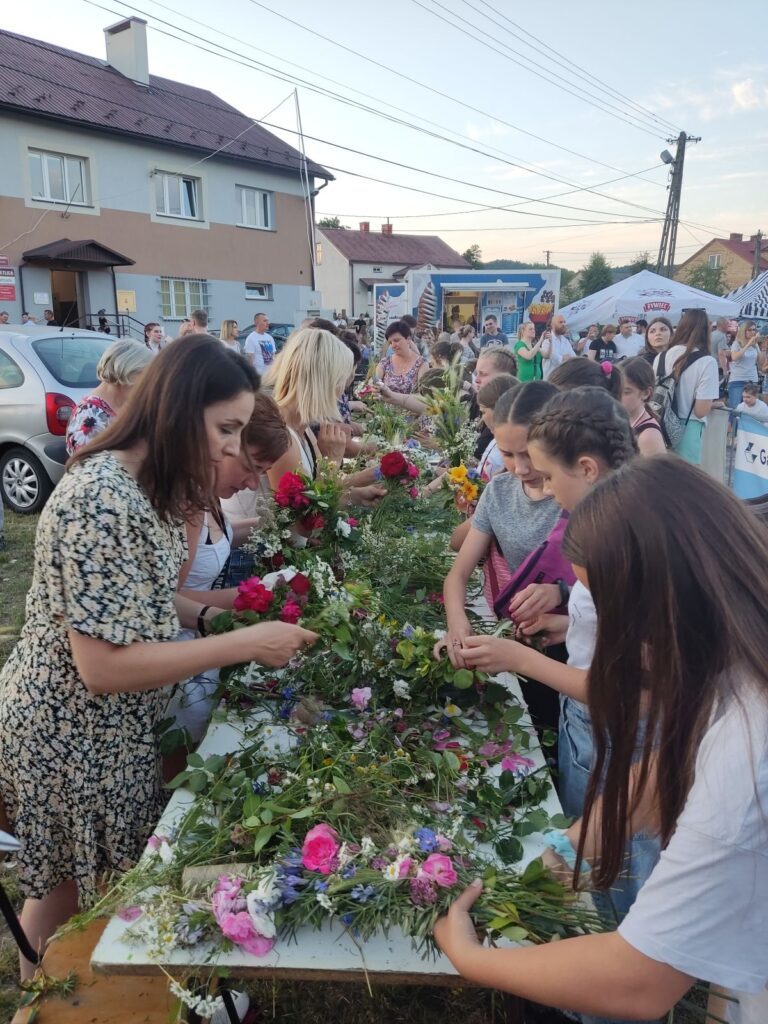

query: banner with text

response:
[733,414,768,498]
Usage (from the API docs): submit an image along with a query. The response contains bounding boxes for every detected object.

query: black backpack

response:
[650,350,706,447]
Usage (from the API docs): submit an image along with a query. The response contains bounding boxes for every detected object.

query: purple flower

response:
[350,687,372,711]
[409,876,438,906]
[313,880,328,892]
[350,884,377,904]
[370,856,388,871]
[341,863,357,879]
[401,624,415,639]
[501,753,536,778]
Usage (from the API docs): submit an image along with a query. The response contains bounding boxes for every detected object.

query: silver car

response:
[0,327,114,513]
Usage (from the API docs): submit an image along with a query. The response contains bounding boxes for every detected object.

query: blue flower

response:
[251,780,268,795]
[282,848,303,869]
[341,913,355,925]
[467,467,480,480]
[313,880,328,892]
[350,884,377,904]
[414,827,438,852]
[401,624,415,639]
[281,686,297,701]
[405,439,419,449]
[278,701,292,720]
[341,863,357,879]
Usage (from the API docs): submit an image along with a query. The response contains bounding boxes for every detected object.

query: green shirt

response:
[514,340,542,381]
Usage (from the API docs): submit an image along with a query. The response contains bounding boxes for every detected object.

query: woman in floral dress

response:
[0,335,318,977]
[376,319,428,397]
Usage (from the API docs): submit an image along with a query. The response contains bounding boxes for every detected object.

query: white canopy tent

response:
[557,269,740,331]
[723,270,768,319]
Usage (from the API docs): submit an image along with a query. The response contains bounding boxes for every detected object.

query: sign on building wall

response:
[0,269,17,302]
[733,413,768,498]
[116,290,137,313]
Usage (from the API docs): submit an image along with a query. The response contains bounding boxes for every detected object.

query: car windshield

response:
[31,336,112,387]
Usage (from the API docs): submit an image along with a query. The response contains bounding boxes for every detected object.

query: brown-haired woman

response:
[436,456,768,1024]
[642,316,673,364]
[143,321,167,356]
[653,309,718,464]
[548,356,622,400]
[0,336,317,978]
[620,357,666,455]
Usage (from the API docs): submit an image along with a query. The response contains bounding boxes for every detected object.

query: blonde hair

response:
[266,327,352,424]
[735,320,756,348]
[517,321,535,340]
[97,339,152,386]
[220,319,239,344]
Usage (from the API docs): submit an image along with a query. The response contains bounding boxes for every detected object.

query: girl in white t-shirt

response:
[475,373,518,482]
[653,309,718,465]
[436,457,768,1024]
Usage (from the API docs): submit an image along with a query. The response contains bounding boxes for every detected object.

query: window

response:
[31,336,111,388]
[0,350,24,389]
[160,277,210,319]
[237,186,273,229]
[245,282,273,301]
[155,172,200,219]
[315,241,323,266]
[372,266,383,274]
[708,253,722,269]
[28,149,90,205]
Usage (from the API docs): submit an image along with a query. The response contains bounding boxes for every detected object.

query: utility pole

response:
[656,132,701,278]
[543,250,551,267]
[753,230,763,280]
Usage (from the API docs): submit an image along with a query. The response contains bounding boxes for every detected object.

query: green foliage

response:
[318,216,342,228]
[461,243,482,268]
[579,252,613,298]
[685,262,727,295]
[628,251,651,274]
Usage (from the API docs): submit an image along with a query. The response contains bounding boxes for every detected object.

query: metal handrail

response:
[56,311,146,340]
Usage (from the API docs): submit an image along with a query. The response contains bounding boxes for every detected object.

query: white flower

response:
[443,702,462,718]
[158,840,174,865]
[335,517,352,538]
[396,834,414,852]
[245,892,277,939]
[261,566,299,589]
[337,842,353,868]
[383,862,400,881]
[253,872,279,909]
[360,836,375,857]
[393,678,411,700]
[316,892,333,912]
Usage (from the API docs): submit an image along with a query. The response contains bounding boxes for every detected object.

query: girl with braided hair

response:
[461,389,657,932]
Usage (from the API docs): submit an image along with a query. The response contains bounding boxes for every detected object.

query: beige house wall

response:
[674,240,753,292]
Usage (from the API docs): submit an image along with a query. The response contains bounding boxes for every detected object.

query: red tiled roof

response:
[319,228,470,268]
[0,28,331,180]
[678,236,768,272]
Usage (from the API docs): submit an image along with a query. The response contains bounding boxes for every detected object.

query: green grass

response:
[0,509,710,1024]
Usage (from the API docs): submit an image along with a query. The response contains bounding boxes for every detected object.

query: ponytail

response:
[548,357,622,400]
[528,387,637,470]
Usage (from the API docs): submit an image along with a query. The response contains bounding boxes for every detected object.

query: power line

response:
[471,0,682,135]
[242,0,667,179]
[413,0,667,139]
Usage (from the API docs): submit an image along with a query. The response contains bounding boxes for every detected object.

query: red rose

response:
[290,573,312,596]
[300,512,325,532]
[380,451,408,478]
[270,553,285,569]
[233,577,275,613]
[406,462,420,479]
[280,600,302,624]
[275,472,310,509]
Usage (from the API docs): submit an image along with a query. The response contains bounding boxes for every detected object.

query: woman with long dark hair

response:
[0,336,317,978]
[653,308,718,464]
[435,457,768,1023]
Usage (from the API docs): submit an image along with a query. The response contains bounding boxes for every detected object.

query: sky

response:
[4,0,768,270]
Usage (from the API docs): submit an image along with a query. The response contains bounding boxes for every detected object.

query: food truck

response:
[373,266,560,349]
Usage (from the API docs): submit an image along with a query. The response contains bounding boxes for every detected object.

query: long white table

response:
[92,671,564,984]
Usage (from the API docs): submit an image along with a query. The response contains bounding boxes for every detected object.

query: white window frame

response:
[28,148,91,206]
[245,282,274,301]
[708,252,722,270]
[154,172,202,220]
[159,277,210,320]
[236,185,274,230]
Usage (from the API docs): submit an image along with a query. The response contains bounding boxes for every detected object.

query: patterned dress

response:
[379,355,427,394]
[65,395,116,456]
[0,452,185,904]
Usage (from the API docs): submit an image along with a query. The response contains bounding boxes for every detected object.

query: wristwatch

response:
[554,578,570,606]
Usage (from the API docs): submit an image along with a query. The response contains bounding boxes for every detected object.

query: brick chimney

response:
[382,223,393,236]
[729,232,743,241]
[105,17,150,86]
[749,233,760,243]
[359,222,370,233]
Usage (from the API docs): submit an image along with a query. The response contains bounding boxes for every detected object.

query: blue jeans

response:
[559,699,660,1024]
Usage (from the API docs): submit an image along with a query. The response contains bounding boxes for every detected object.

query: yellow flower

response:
[448,465,468,483]
[462,482,479,502]
[323,757,333,766]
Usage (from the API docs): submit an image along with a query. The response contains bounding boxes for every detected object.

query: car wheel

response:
[0,447,54,514]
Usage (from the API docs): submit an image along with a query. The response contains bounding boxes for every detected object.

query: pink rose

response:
[350,686,372,711]
[219,911,275,956]
[406,462,420,479]
[397,855,413,878]
[346,517,359,527]
[408,486,419,499]
[301,823,340,874]
[436,835,453,852]
[280,600,302,624]
[117,905,143,922]
[419,853,458,888]
[501,753,536,776]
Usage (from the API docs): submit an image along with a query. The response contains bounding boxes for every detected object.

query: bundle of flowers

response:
[423,362,478,467]
[443,463,484,513]
[118,826,601,965]
[274,462,358,548]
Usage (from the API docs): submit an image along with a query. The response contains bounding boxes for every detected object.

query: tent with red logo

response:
[557,269,739,331]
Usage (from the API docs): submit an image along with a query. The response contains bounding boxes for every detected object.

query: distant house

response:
[315,224,470,318]
[674,233,768,292]
[0,19,331,332]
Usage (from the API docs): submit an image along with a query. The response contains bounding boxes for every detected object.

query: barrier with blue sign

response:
[732,413,768,498]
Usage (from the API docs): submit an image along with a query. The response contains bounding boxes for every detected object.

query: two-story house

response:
[0,19,331,332]
[315,223,470,318]
[674,233,768,293]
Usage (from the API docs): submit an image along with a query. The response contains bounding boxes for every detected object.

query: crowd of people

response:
[0,306,766,1024]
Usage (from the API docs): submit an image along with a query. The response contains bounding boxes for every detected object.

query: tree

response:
[461,244,483,268]
[579,252,613,297]
[628,251,651,274]
[318,216,342,229]
[685,263,726,295]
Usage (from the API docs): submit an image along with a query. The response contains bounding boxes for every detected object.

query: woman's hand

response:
[233,622,318,667]
[433,615,475,668]
[508,583,562,627]
[317,422,347,462]
[346,484,387,507]
[460,635,528,674]
[518,613,569,646]
[433,879,483,964]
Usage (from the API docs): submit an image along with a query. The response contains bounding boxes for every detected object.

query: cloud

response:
[730,78,767,110]
[464,121,511,142]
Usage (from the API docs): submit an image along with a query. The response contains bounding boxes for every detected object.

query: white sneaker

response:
[210,989,250,1024]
